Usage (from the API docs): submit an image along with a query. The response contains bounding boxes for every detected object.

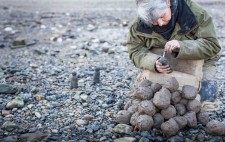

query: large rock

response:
[2,121,18,131]
[0,84,18,94]
[113,124,133,134]
[20,131,48,141]
[6,97,24,109]
[2,136,18,142]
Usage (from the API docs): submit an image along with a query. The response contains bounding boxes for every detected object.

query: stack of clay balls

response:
[116,77,225,136]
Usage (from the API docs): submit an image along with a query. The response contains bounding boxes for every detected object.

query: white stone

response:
[80,94,88,101]
[50,27,57,31]
[57,38,63,43]
[35,112,42,118]
[4,27,13,32]
[27,104,34,109]
[70,45,77,49]
[30,64,38,68]
[75,119,85,126]
[92,38,100,43]
[57,24,63,28]
[87,24,95,31]
[51,129,59,133]
[41,25,46,29]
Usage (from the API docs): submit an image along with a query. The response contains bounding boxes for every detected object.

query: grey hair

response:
[136,0,168,26]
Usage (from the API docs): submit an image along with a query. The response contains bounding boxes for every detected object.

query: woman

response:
[127,0,221,101]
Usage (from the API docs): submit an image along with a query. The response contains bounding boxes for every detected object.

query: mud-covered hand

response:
[155,58,171,74]
[165,40,180,53]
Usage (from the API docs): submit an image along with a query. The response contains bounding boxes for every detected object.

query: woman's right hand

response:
[155,59,171,73]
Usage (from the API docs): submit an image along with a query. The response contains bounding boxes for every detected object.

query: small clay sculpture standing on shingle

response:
[93,67,100,84]
[70,71,78,89]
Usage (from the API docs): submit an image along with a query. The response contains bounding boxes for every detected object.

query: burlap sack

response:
[137,48,204,90]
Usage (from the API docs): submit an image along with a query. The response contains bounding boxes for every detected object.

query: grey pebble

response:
[79,140,87,142]
[47,134,61,141]
[196,133,205,141]
[139,137,150,142]
[168,136,184,142]
[140,131,151,138]
[155,136,164,142]
[92,125,100,132]
[2,122,18,132]
[104,130,112,136]
[0,84,18,94]
[18,93,32,101]
[208,136,223,142]
[3,136,18,142]
[46,95,57,101]
[78,127,86,132]
[28,127,38,133]
[87,128,93,133]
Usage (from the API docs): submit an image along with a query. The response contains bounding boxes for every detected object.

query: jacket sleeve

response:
[176,1,221,60]
[127,24,160,72]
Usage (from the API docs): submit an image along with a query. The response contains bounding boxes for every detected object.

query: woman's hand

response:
[165,40,180,53]
[155,59,171,73]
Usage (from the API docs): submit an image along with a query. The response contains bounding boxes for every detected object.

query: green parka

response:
[127,0,221,72]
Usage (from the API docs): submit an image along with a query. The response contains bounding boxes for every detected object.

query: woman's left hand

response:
[165,40,180,53]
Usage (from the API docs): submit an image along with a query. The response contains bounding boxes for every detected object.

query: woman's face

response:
[152,8,172,26]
